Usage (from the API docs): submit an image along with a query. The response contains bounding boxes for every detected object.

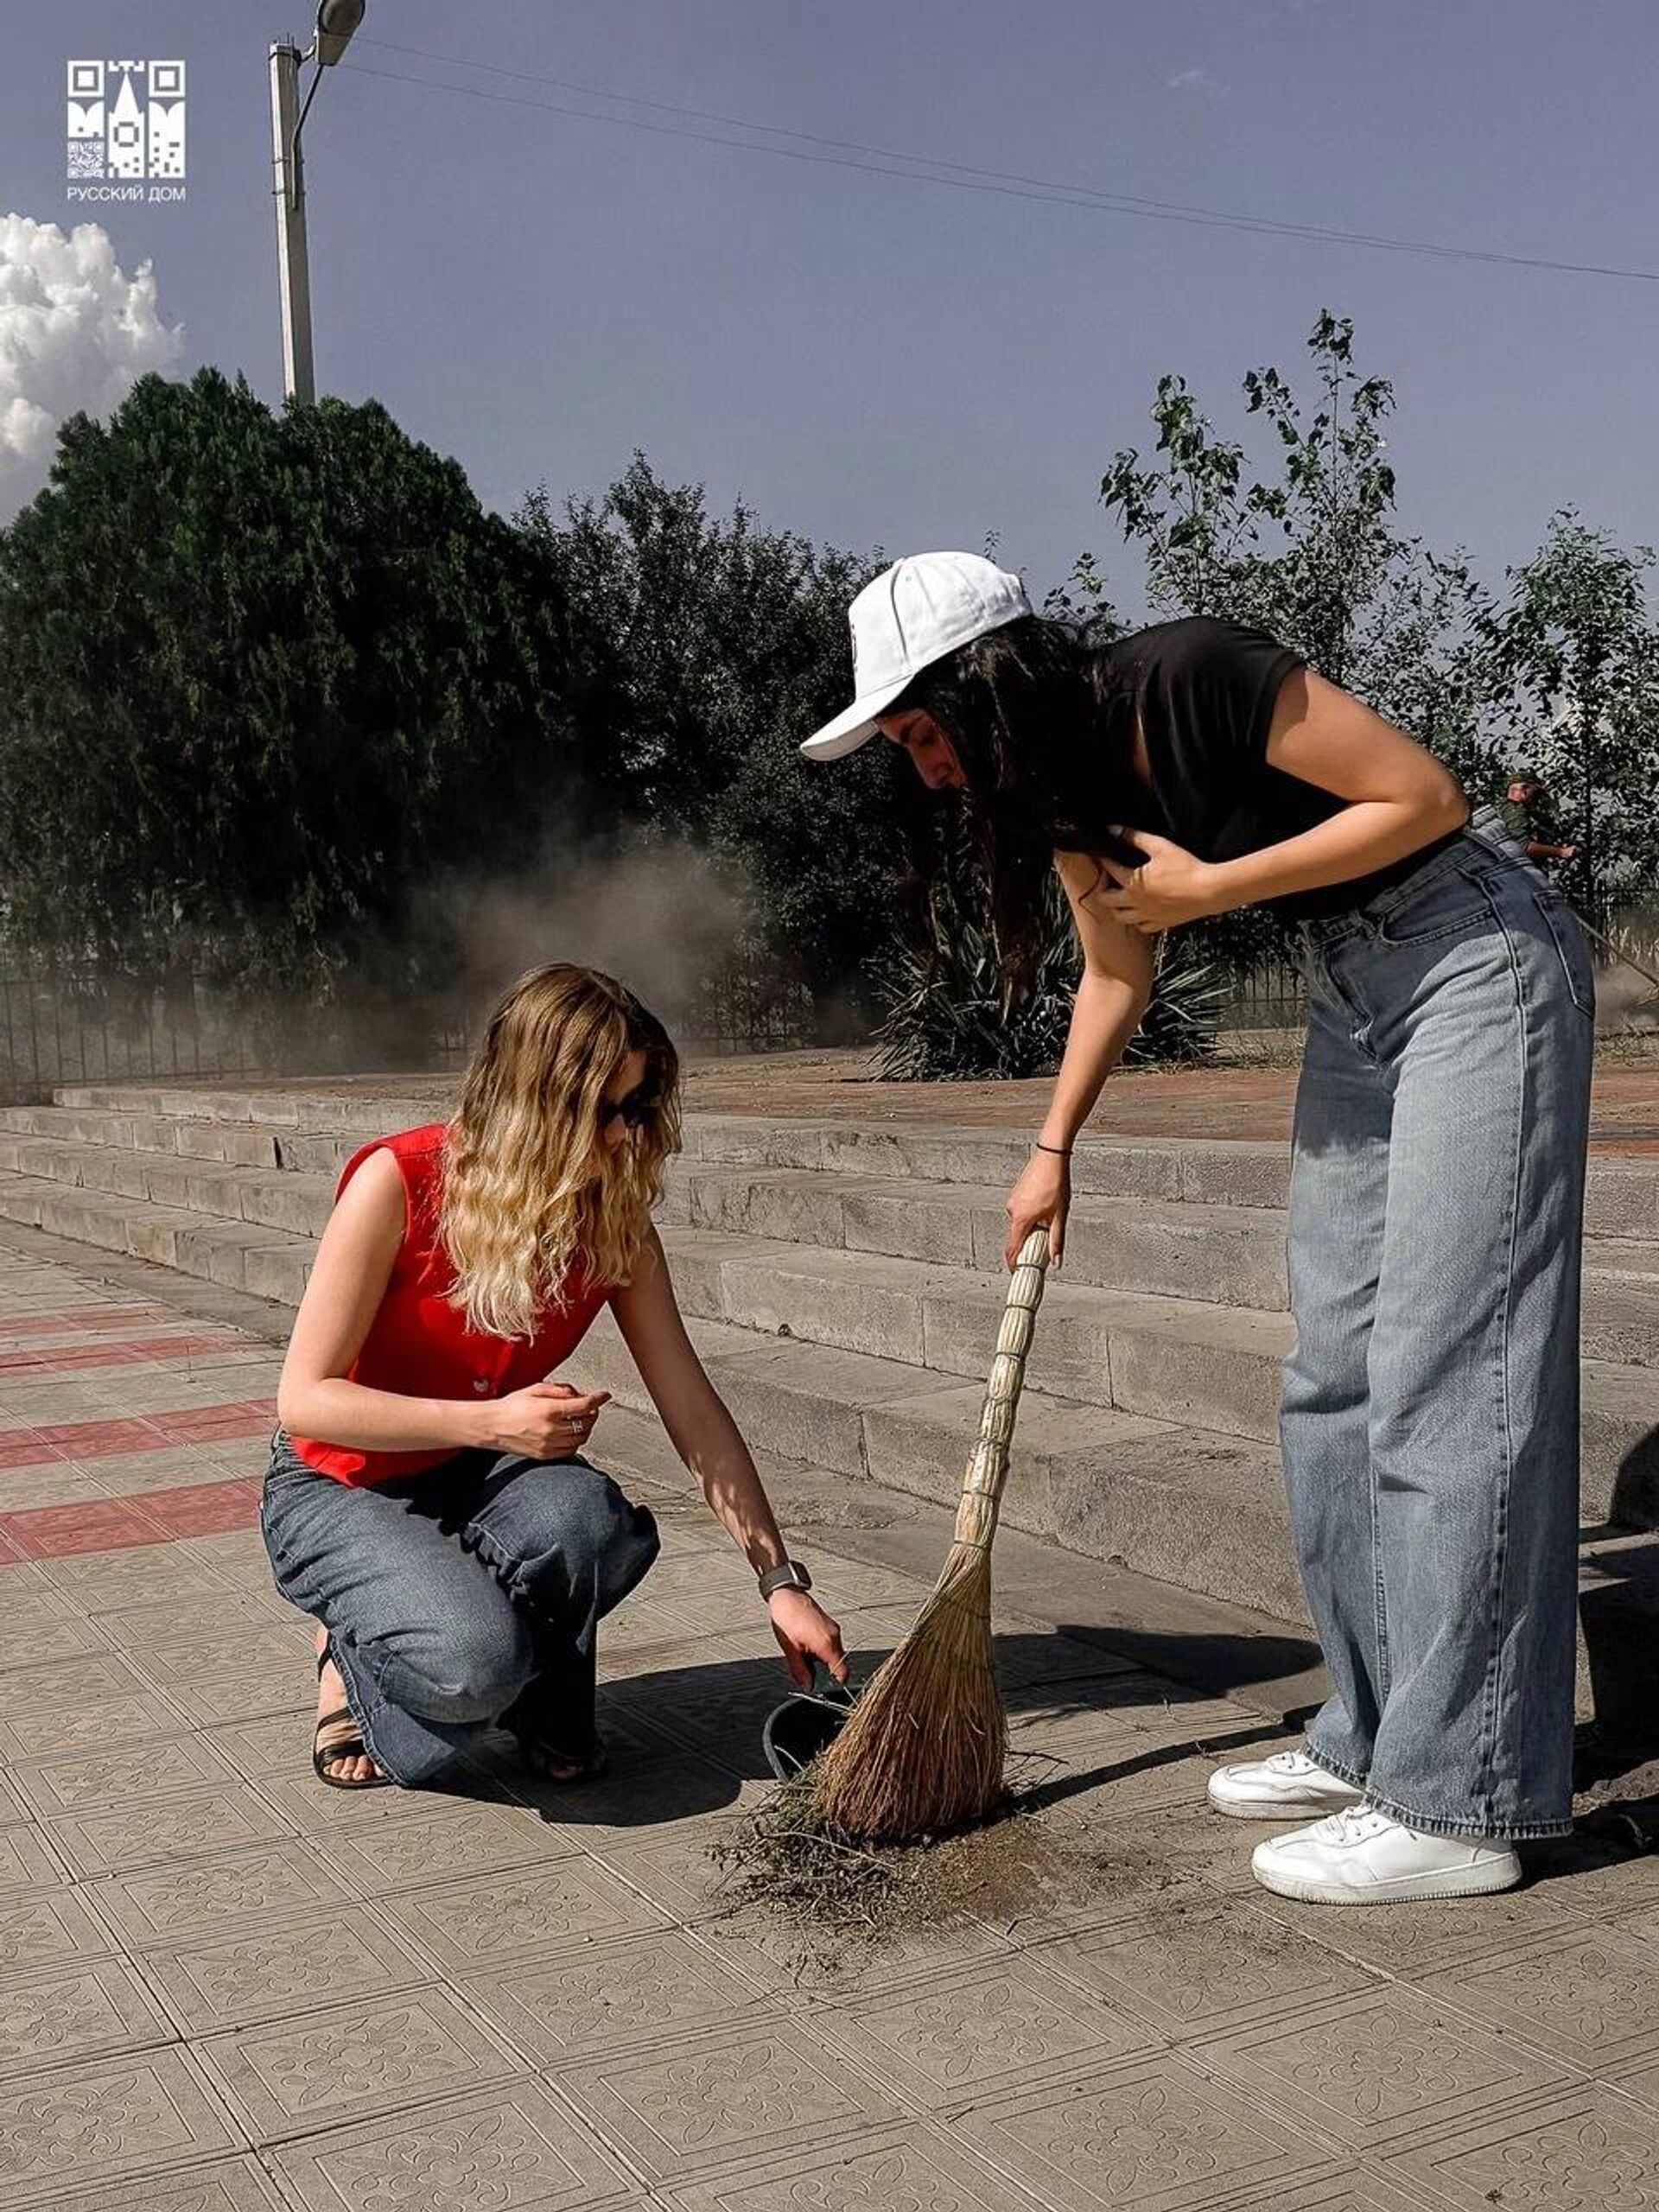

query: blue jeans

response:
[1281,804,1593,1840]
[260,1429,660,1785]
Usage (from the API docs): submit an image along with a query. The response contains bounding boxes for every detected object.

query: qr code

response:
[67,140,104,176]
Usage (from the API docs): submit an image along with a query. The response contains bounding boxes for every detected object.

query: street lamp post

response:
[268,1,365,404]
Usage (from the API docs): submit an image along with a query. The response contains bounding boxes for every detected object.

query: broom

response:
[810,1225,1054,1842]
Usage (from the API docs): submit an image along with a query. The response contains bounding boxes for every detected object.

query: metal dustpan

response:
[761,1661,857,1781]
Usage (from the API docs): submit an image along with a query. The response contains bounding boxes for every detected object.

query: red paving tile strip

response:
[0,1474,264,1556]
[0,1495,169,1557]
[0,1331,250,1374]
[139,1479,263,1537]
[0,1399,276,1469]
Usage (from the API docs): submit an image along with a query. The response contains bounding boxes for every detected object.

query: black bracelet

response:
[1033,1141,1071,1157]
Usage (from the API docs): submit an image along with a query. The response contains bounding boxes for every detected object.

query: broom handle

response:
[951,1226,1052,1551]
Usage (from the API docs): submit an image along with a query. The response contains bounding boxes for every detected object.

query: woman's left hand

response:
[1088,830,1224,933]
[767,1589,849,1690]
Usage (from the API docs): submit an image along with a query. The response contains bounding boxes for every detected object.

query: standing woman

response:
[801,552,1592,1905]
[267,963,846,1791]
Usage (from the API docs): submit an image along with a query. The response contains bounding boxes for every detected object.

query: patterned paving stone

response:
[252,1767,512,1837]
[0,2048,243,2206]
[1385,2086,1659,2209]
[951,2052,1300,2211]
[0,1953,176,2077]
[0,1822,71,1895]
[0,1885,114,1974]
[139,1904,433,2032]
[10,1732,241,1820]
[663,2125,1050,2212]
[696,1897,1011,1999]
[197,1986,520,2142]
[1612,2058,1659,2113]
[520,1759,771,1845]
[0,1462,112,1510]
[1029,1899,1376,2040]
[1198,1984,1574,2154]
[586,1821,747,1929]
[0,1688,189,1764]
[0,1604,110,1668]
[87,1840,364,1948]
[313,1803,588,1895]
[31,2157,292,2211]
[1212,2171,1458,2212]
[269,2079,639,2212]
[463,1929,774,2066]
[145,1662,313,1728]
[46,1782,291,1878]
[379,1858,671,1974]
[95,1593,297,1652]
[1421,1924,1659,2073]
[559,2018,908,2185]
[37,1541,232,1611]
[1252,1881,1593,1977]
[821,1953,1157,2107]
[0,1648,150,1710]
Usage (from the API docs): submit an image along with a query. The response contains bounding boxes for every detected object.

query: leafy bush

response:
[869,855,1224,1081]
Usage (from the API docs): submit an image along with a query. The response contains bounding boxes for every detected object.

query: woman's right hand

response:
[1005,1149,1070,1270]
[485,1382,612,1459]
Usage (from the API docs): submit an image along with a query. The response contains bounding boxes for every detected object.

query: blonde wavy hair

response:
[438,963,683,1339]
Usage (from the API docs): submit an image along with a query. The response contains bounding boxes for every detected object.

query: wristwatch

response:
[757,1559,812,1601]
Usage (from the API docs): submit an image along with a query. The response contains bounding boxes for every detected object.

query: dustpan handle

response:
[950,1225,1052,1552]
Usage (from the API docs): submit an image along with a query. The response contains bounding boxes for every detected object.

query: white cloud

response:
[1167,66,1229,97]
[0,213,184,522]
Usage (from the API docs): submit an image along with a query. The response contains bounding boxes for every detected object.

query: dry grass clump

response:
[708,1761,1076,1977]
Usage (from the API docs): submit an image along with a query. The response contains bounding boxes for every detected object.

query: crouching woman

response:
[264,962,846,1790]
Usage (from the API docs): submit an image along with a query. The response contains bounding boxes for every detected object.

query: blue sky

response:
[3,1,1656,608]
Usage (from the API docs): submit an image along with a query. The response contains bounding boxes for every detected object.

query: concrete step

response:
[2,1141,1655,1530]
[52,1082,443,1137]
[41,1086,1659,1240]
[676,1113,1659,1242]
[576,1308,1308,1619]
[668,1162,1292,1308]
[0,1102,359,1176]
[0,1130,335,1239]
[0,1174,315,1304]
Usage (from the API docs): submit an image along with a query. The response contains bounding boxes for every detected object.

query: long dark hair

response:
[891,614,1141,991]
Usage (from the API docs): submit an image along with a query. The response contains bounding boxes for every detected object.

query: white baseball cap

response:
[799,550,1033,761]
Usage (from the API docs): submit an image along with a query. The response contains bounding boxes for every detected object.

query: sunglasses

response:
[598,1083,658,1132]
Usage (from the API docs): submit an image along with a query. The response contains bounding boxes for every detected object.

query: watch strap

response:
[758,1560,812,1600]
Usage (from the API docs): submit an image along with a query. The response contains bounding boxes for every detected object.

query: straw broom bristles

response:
[810,1226,1053,1842]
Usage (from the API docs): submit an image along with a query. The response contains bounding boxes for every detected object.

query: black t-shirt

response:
[1090,615,1460,924]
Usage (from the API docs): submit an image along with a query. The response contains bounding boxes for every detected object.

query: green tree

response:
[1484,512,1659,925]
[1096,311,1500,969]
[0,367,593,998]
[522,456,903,1028]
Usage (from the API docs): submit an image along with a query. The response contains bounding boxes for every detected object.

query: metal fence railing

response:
[1217,960,1308,1034]
[0,950,824,1106]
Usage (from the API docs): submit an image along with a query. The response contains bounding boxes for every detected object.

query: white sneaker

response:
[1207,1749,1364,1821]
[1250,1807,1522,1905]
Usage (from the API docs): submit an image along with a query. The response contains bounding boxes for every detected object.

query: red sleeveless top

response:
[286,1124,615,1487]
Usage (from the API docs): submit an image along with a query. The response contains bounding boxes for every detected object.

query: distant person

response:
[802,553,1593,1907]
[1495,770,1578,867]
[265,963,846,1789]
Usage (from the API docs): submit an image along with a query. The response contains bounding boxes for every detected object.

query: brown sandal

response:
[313,1640,392,1791]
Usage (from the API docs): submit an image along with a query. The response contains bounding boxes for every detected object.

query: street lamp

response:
[269,1,366,404]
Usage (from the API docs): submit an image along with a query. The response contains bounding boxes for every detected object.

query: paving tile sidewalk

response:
[0,1220,1656,2211]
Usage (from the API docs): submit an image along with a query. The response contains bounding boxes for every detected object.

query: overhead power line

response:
[344,37,1659,286]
